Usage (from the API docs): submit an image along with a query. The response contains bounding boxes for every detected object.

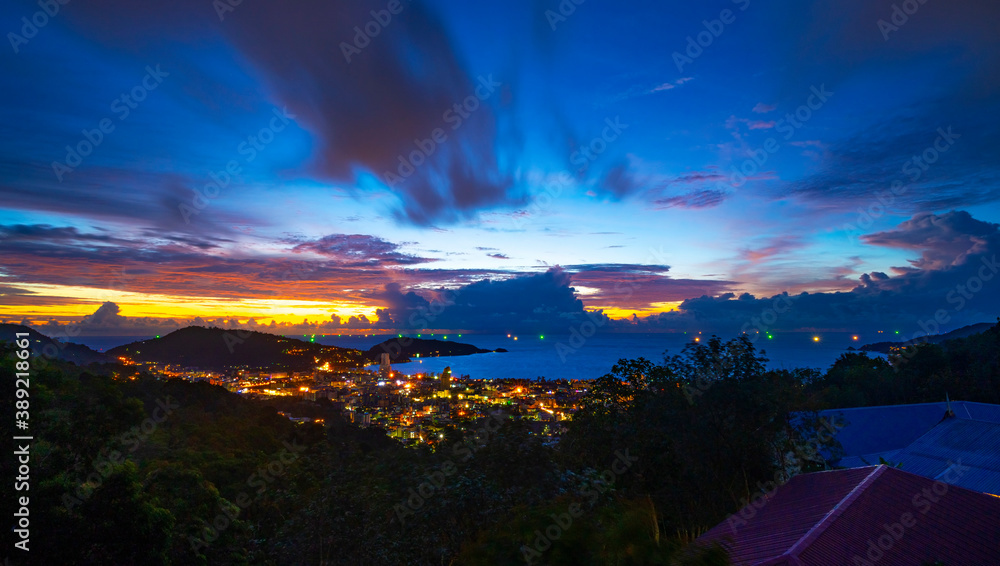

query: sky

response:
[1,0,999,338]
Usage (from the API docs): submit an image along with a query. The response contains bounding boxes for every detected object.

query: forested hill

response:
[365,337,507,363]
[106,326,366,370]
[860,321,996,354]
[0,323,109,365]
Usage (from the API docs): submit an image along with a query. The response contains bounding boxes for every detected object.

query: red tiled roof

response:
[697,465,1000,565]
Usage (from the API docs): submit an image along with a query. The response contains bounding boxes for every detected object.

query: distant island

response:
[107,326,367,371]
[0,323,111,365]
[365,337,507,364]
[860,322,996,354]
[0,324,506,371]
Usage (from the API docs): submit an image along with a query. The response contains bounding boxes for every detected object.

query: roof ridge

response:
[822,401,950,412]
[959,402,974,419]
[780,466,886,559]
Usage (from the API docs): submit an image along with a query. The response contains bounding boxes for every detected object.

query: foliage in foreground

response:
[1,321,997,565]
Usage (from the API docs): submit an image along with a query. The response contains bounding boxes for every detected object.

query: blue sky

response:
[1,0,999,336]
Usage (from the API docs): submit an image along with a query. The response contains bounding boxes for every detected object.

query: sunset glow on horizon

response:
[1,0,998,337]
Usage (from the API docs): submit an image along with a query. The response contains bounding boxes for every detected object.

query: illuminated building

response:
[378,352,392,380]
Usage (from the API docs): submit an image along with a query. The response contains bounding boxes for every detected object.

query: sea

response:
[70,331,886,381]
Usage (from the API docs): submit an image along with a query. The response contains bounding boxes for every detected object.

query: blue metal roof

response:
[950,401,1000,423]
[815,401,1000,461]
[818,402,956,458]
[889,417,1000,495]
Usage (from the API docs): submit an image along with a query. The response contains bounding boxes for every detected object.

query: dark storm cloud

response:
[782,0,1000,95]
[0,224,124,244]
[61,0,521,226]
[374,268,600,332]
[776,0,1000,211]
[0,168,250,238]
[633,211,1000,334]
[783,120,1000,212]
[862,210,998,271]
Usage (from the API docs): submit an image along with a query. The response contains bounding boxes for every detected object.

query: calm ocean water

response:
[71,331,885,380]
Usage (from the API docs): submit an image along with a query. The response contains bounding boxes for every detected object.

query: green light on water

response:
[540,335,545,340]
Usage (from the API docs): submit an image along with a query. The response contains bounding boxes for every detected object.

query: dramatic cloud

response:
[70,301,183,335]
[776,0,1000,212]
[373,268,597,333]
[634,211,1000,334]
[25,210,1000,338]
[0,223,463,303]
[292,234,435,266]
[564,264,735,310]
[5,0,1000,340]
[58,0,522,226]
[862,211,998,271]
